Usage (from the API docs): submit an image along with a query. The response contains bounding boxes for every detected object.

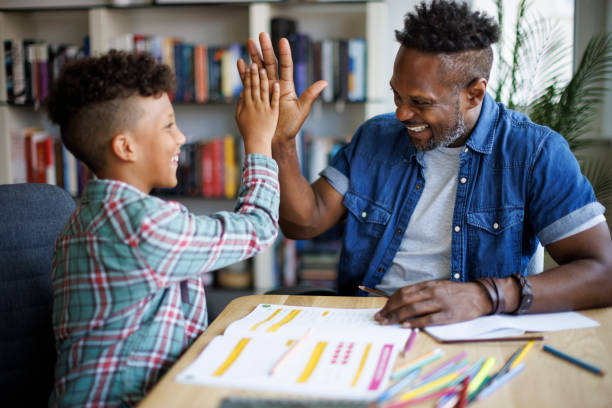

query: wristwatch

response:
[511,274,533,314]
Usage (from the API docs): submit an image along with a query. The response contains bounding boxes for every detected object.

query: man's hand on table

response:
[374,280,493,328]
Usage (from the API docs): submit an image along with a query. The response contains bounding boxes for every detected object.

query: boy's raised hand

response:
[235,63,280,157]
[237,32,327,145]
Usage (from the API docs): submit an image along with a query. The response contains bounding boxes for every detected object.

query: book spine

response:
[223,135,237,198]
[4,40,14,104]
[182,43,194,102]
[12,40,26,104]
[173,42,184,101]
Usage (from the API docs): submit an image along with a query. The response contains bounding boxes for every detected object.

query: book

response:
[176,304,408,400]
[424,311,599,342]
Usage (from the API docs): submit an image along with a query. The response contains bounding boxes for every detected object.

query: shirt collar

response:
[81,179,148,203]
[466,92,499,155]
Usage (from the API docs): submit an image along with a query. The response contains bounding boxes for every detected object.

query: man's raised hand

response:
[237,32,327,143]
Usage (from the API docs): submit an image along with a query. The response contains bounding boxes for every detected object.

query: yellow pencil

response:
[467,357,495,394]
[399,365,468,401]
[509,340,535,370]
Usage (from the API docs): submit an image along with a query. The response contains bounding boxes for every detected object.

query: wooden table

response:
[138,295,612,408]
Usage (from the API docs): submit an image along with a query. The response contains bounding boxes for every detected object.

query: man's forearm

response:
[528,257,612,312]
[272,139,321,237]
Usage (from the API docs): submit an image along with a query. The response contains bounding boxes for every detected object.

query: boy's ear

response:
[111,132,138,162]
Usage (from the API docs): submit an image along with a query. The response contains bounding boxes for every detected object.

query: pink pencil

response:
[402,329,418,357]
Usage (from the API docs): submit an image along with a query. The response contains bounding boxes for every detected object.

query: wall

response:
[574,0,612,139]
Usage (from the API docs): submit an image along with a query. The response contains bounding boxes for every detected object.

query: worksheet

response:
[176,304,410,400]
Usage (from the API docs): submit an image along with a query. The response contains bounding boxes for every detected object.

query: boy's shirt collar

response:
[81,178,150,202]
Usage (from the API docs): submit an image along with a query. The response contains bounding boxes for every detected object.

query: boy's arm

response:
[138,154,279,284]
[139,62,281,285]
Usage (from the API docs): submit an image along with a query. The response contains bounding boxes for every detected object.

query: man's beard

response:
[417,104,466,151]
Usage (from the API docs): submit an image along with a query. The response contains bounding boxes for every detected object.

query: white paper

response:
[176,304,410,400]
[424,311,599,341]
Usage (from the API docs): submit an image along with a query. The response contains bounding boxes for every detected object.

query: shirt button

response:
[378,267,384,272]
[493,222,499,229]
[464,147,469,153]
[460,177,467,184]
[396,228,403,234]
[415,185,422,190]
[453,273,460,279]
[361,211,367,218]
[454,226,461,232]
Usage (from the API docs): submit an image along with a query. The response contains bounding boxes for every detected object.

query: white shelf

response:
[0,0,388,292]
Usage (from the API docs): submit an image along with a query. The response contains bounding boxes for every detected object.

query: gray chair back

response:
[0,183,75,407]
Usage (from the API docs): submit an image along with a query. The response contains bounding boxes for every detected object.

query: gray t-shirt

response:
[376,146,462,293]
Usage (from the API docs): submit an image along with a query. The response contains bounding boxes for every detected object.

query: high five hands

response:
[237,32,328,143]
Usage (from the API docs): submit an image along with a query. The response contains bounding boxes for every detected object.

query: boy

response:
[46,50,280,407]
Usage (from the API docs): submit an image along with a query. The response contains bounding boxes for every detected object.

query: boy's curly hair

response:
[46,50,175,173]
[395,0,499,89]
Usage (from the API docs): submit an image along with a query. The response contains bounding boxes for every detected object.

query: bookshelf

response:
[0,0,389,294]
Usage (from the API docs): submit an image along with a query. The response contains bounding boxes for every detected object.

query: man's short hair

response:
[395,0,499,89]
[46,50,175,173]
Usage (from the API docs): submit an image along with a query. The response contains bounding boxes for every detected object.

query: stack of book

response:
[10,127,90,197]
[271,17,367,103]
[110,34,246,103]
[3,39,87,106]
[155,135,240,199]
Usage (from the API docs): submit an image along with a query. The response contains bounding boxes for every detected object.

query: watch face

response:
[513,274,533,314]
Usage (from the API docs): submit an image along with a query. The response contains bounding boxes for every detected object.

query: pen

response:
[542,344,606,377]
[402,329,418,357]
[358,285,390,298]
[269,329,311,375]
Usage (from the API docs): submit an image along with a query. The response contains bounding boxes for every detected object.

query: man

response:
[238,0,612,327]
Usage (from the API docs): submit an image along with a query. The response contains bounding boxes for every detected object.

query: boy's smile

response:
[126,92,186,193]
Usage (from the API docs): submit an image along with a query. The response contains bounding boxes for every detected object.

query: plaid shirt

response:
[49,154,279,407]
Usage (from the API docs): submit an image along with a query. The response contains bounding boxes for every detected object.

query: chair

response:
[0,183,75,407]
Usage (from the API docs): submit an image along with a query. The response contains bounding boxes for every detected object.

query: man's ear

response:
[465,78,487,109]
[111,132,138,163]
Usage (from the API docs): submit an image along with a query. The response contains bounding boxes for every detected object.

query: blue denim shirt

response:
[322,93,604,295]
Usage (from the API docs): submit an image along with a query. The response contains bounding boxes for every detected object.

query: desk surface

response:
[138,295,612,408]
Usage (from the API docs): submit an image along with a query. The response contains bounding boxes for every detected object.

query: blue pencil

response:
[542,344,606,377]
[477,363,525,400]
[377,367,421,403]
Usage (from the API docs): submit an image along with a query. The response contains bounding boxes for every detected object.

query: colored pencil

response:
[398,366,469,401]
[477,363,526,400]
[358,285,390,298]
[435,335,544,344]
[542,344,606,377]
[391,348,443,380]
[269,329,311,375]
[420,352,467,382]
[377,367,421,403]
[383,387,460,408]
[466,357,495,394]
[402,329,418,357]
[509,340,535,370]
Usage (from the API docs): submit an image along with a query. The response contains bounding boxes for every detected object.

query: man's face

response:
[390,46,468,151]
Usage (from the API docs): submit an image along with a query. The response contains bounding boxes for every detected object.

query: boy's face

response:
[130,93,186,192]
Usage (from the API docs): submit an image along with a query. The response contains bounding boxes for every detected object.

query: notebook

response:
[175,304,410,400]
[424,311,599,342]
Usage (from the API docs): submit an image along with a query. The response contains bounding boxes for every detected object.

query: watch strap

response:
[511,273,533,315]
